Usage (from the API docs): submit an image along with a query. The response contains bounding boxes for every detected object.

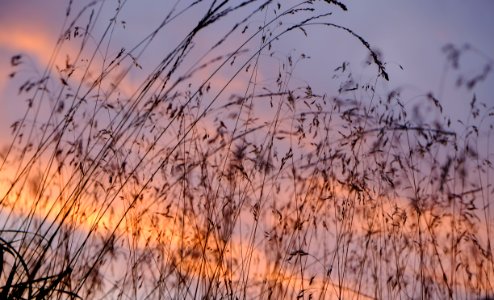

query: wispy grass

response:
[1,1,493,299]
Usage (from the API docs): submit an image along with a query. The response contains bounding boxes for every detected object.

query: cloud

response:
[0,28,58,66]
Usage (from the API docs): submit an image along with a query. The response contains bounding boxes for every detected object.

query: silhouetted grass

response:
[1,1,493,299]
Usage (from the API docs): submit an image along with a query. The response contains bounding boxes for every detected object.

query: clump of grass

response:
[1,1,493,299]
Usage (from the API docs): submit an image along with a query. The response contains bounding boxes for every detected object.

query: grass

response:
[1,1,493,299]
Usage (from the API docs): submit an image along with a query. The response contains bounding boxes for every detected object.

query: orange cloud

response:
[0,28,58,67]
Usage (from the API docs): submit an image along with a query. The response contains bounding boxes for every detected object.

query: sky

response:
[1,0,493,138]
[0,1,493,298]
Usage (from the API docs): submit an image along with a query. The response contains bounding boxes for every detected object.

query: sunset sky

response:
[1,1,493,298]
[1,0,493,141]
